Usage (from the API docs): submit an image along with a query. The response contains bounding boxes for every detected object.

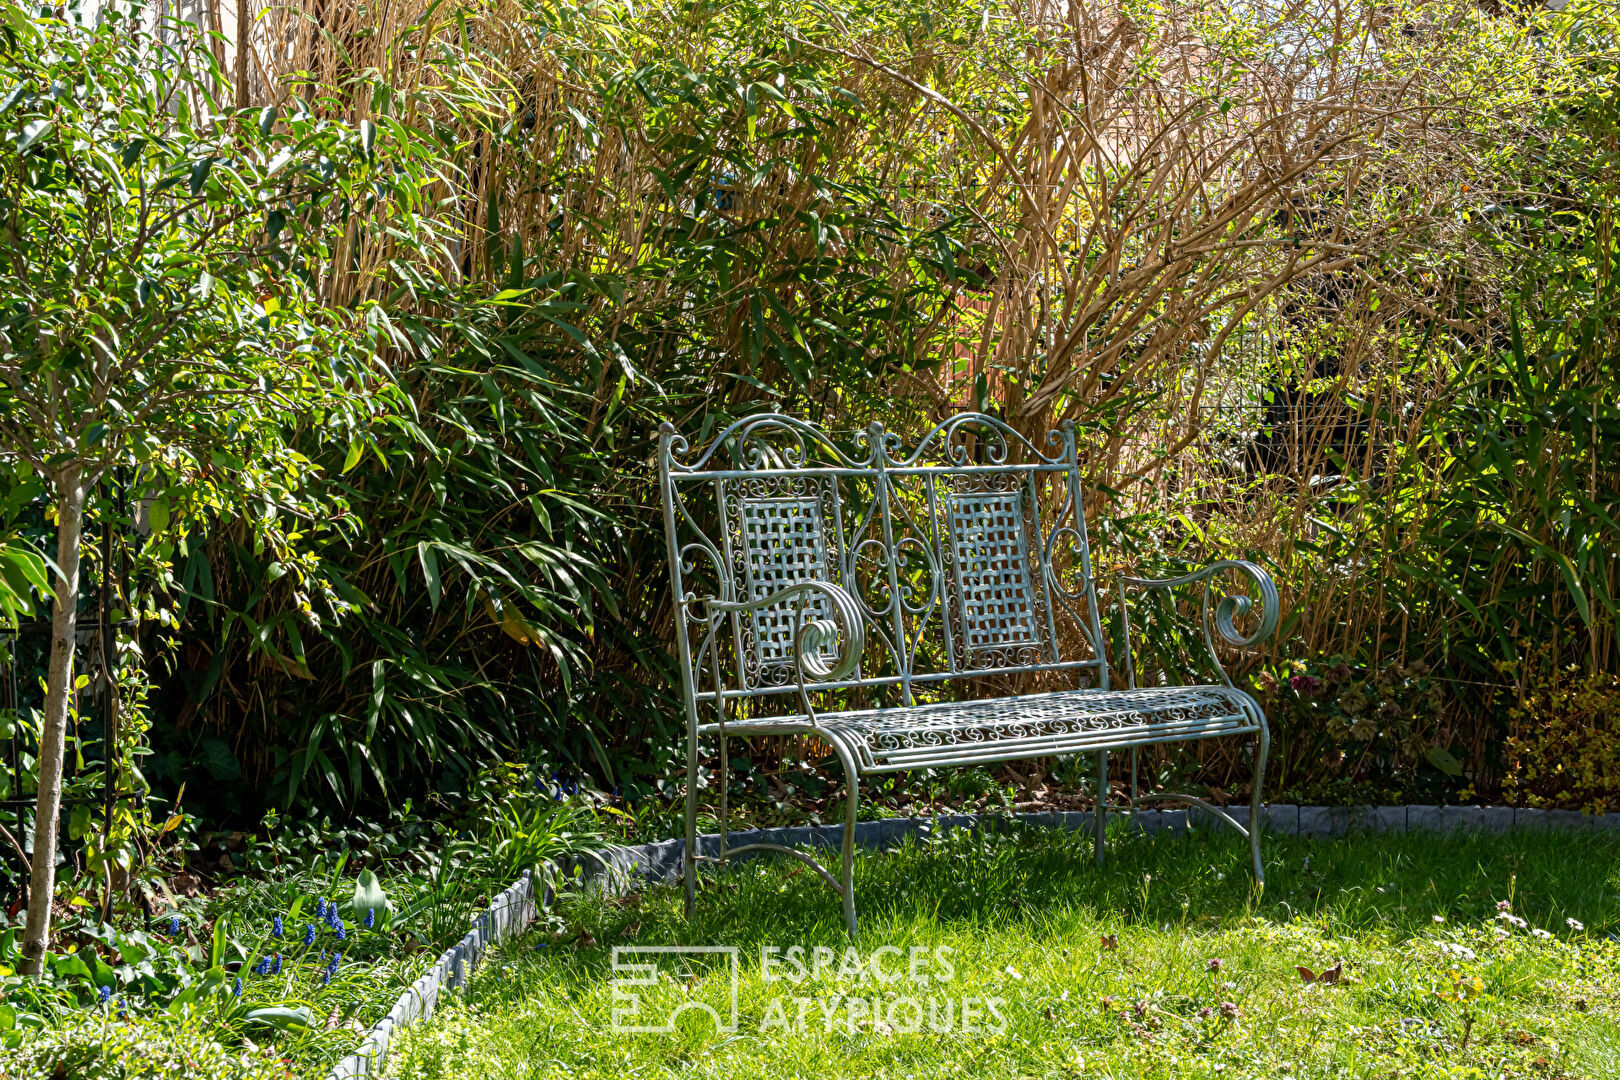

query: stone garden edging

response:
[326,802,1620,1077]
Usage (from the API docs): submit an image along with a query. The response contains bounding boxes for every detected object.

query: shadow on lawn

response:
[568,823,1620,949]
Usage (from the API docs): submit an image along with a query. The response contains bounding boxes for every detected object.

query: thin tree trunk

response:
[19,464,85,978]
[235,0,250,107]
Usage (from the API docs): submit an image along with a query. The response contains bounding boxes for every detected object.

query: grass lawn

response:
[389,823,1620,1079]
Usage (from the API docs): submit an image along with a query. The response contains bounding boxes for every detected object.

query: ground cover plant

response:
[392,825,1620,1080]
[0,771,599,1076]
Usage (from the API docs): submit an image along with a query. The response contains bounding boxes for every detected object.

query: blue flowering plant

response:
[0,861,407,1061]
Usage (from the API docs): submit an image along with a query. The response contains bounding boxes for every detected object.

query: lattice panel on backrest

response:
[945,490,1041,657]
[740,497,833,668]
[663,414,1106,702]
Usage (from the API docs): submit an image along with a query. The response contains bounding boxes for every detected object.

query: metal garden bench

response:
[658,413,1279,933]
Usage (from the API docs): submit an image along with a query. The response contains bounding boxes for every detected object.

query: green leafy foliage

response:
[154,315,640,811]
[1504,657,1620,814]
[109,0,1620,819]
[0,1,424,502]
[0,0,467,968]
[0,536,47,628]
[1245,658,1455,805]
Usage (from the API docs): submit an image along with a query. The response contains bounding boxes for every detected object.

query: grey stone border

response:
[326,867,552,1078]
[326,803,1618,1076]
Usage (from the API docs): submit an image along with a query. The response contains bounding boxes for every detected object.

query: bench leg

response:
[684,730,698,923]
[833,738,861,938]
[1094,750,1108,867]
[1249,718,1270,886]
[684,727,860,935]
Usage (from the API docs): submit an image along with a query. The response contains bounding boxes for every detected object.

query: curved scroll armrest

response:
[1116,560,1280,688]
[697,580,865,722]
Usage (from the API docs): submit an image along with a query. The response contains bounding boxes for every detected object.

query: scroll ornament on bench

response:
[699,579,865,723]
[1117,560,1281,689]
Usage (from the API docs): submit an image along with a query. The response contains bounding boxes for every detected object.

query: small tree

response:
[0,4,437,973]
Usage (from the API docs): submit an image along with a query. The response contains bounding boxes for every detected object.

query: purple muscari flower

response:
[97,984,111,1005]
[303,924,317,947]
[252,956,266,976]
[272,915,284,937]
[232,977,242,998]
[315,898,328,919]
[117,998,127,1020]
[271,953,283,975]
[363,908,375,929]
[168,915,181,935]
[321,967,332,986]
[335,919,346,942]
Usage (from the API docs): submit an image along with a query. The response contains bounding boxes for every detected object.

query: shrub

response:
[1504,667,1620,814]
[1250,656,1456,803]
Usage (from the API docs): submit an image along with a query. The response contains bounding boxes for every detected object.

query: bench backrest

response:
[658,413,1109,716]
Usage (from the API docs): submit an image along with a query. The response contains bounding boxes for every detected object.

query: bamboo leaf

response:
[417,541,442,610]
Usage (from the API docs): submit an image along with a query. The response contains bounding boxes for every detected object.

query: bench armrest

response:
[1116,560,1280,689]
[698,580,865,723]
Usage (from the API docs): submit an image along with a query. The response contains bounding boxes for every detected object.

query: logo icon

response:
[610,945,740,1033]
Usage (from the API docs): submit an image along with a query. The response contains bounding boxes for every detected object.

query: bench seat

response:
[700,685,1262,772]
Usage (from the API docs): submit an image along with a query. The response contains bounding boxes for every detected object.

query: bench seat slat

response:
[699,684,1260,772]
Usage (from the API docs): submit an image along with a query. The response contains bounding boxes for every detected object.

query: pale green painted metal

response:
[658,413,1279,934]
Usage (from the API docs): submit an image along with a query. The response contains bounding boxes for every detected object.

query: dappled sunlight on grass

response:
[392,826,1620,1079]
